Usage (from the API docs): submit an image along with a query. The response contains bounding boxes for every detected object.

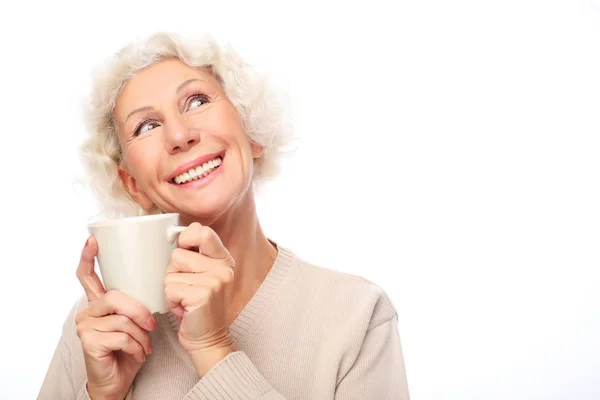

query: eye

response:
[134,120,159,136]
[186,94,209,111]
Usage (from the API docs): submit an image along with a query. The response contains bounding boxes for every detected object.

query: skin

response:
[75,58,278,398]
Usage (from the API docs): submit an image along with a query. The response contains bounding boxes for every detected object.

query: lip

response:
[167,150,225,182]
[170,160,223,189]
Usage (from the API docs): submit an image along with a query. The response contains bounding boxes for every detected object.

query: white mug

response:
[87,213,187,314]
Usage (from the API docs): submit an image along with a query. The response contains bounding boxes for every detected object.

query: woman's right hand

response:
[75,237,158,399]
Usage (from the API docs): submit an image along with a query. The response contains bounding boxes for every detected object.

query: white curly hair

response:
[79,32,294,217]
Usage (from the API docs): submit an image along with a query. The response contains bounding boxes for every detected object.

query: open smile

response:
[167,151,225,188]
[171,155,223,184]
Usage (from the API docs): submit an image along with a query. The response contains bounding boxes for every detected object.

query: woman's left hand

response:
[164,222,237,377]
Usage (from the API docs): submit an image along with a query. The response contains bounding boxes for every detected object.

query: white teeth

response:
[173,156,222,184]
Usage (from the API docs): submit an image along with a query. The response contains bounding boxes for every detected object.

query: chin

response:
[177,186,248,225]
[161,163,253,223]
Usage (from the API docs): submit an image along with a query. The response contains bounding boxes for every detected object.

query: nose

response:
[164,115,200,153]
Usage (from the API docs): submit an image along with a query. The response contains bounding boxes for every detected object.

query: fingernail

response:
[145,316,157,330]
[84,238,90,248]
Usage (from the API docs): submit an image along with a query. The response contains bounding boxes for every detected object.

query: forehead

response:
[113,58,219,123]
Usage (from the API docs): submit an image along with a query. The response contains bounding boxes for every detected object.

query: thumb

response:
[76,236,106,302]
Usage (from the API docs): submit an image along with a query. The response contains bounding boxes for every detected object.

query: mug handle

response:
[166,225,188,243]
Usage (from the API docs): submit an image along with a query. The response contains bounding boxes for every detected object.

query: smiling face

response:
[113,58,262,224]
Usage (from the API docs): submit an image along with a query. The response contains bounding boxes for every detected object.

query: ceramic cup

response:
[87,213,187,314]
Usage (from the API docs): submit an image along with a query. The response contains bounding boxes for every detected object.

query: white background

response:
[0,0,599,399]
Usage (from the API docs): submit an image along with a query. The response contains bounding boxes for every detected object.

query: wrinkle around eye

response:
[126,130,154,144]
[183,93,210,112]
[133,120,161,137]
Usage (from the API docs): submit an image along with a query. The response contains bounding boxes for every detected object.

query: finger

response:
[165,269,234,287]
[167,248,226,274]
[178,223,232,262]
[164,272,198,286]
[77,313,151,355]
[93,314,153,355]
[87,290,157,332]
[98,332,146,364]
[171,304,185,322]
[76,236,106,302]
[75,307,90,325]
[165,283,210,311]
[168,248,207,274]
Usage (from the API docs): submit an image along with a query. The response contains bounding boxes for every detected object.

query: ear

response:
[251,142,264,159]
[117,164,155,211]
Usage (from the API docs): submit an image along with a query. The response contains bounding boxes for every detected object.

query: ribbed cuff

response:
[185,351,274,399]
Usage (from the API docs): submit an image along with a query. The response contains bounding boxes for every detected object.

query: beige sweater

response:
[38,245,410,399]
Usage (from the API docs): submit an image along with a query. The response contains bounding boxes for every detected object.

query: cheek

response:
[124,141,162,183]
[210,103,245,138]
[206,113,252,157]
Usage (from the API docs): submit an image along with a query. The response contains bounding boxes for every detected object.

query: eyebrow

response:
[176,78,203,94]
[124,78,205,124]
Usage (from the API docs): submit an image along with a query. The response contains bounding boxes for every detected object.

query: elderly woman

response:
[38,32,410,400]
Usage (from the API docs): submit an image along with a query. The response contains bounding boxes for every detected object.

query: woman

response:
[38,32,410,399]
